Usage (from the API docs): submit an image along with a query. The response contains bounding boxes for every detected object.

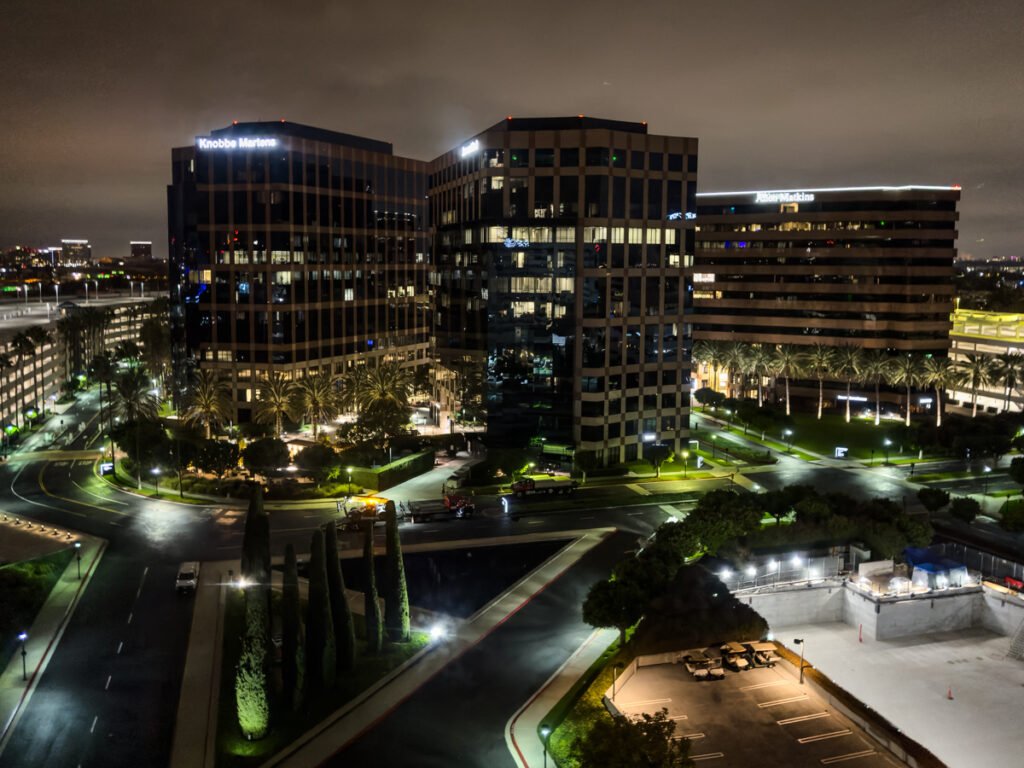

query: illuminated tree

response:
[384,500,411,642]
[363,521,383,654]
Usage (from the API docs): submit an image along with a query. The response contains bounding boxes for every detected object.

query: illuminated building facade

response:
[130,241,153,260]
[167,122,431,420]
[949,307,1024,414]
[60,239,91,265]
[431,117,697,464]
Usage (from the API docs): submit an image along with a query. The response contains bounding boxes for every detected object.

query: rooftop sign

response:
[460,139,481,158]
[755,191,815,203]
[196,137,279,150]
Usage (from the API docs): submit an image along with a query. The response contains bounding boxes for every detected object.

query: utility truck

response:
[509,474,578,497]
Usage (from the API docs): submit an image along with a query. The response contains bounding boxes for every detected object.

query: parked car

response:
[176,562,200,594]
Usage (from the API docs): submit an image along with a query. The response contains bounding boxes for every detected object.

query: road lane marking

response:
[798,730,851,744]
[675,732,705,741]
[691,753,725,761]
[626,484,651,496]
[526,520,544,525]
[669,714,688,721]
[36,463,120,515]
[627,511,644,516]
[105,675,111,690]
[821,750,877,764]
[89,715,97,734]
[619,698,671,708]
[778,712,831,725]
[127,612,133,625]
[116,641,123,655]
[72,480,128,506]
[758,694,809,708]
[741,680,787,691]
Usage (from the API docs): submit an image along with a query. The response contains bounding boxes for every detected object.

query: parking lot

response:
[613,657,899,766]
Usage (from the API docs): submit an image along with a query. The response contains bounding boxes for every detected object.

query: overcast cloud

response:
[1,0,1021,259]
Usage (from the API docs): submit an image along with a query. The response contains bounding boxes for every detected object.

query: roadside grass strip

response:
[797,730,852,744]
[820,749,877,764]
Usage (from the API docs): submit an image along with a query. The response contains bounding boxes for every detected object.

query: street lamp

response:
[18,632,28,681]
[540,724,552,768]
[151,467,161,494]
[74,541,82,579]
[22,283,28,305]
[768,559,779,587]
[54,284,60,304]
[983,465,992,496]
[883,438,892,465]
[783,429,793,453]
[711,434,717,458]
[347,466,353,494]
[745,564,757,587]
[682,449,690,478]
[793,638,806,684]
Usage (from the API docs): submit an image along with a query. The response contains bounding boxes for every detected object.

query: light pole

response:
[151,467,161,494]
[783,429,793,453]
[540,724,552,768]
[711,434,717,458]
[768,559,779,587]
[983,465,992,496]
[347,466,353,495]
[793,638,806,684]
[22,283,28,305]
[746,564,757,588]
[682,449,690,478]
[74,541,82,579]
[54,284,60,304]
[19,632,28,681]
[84,282,89,303]
[883,438,892,465]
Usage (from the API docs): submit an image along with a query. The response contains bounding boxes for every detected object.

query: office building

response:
[948,307,1024,414]
[130,241,153,260]
[167,121,431,421]
[60,239,92,265]
[431,117,697,464]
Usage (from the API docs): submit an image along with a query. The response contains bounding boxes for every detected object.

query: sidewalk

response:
[169,527,614,768]
[0,524,106,758]
[505,627,618,767]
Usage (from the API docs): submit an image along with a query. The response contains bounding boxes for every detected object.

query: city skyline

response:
[2,0,1022,261]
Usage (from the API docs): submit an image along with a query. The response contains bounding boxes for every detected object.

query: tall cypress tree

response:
[241,484,270,584]
[305,529,336,695]
[363,521,382,655]
[324,521,356,675]
[383,500,410,642]
[281,544,305,712]
[235,587,270,739]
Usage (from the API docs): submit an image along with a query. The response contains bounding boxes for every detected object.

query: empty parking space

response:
[613,658,901,767]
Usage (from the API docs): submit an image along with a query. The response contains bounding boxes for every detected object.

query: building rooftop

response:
[697,185,962,198]
[485,115,649,134]
[204,120,393,155]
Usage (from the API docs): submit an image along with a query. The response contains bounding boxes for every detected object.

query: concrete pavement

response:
[0,522,106,759]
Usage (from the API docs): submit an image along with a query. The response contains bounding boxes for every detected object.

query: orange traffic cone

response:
[947,686,954,701]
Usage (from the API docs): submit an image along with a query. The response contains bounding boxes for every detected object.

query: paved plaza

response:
[614,657,898,767]
[786,622,1022,768]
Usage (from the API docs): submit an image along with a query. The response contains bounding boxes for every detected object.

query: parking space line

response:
[798,729,852,744]
[778,712,831,725]
[740,680,787,691]
[678,732,706,740]
[619,697,672,708]
[758,694,809,708]
[820,750,877,764]
[669,714,688,721]
[690,752,725,762]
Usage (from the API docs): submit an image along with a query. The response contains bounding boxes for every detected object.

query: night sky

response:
[2,0,1021,260]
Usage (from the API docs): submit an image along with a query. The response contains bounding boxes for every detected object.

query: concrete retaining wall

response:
[976,586,1024,636]
[872,591,976,640]
[741,583,845,629]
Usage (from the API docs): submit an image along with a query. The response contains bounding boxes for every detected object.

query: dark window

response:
[668,153,683,172]
[560,148,579,167]
[630,151,644,170]
[535,149,555,168]
[612,149,626,168]
[559,176,579,216]
[510,149,529,168]
[586,147,609,167]
[581,425,604,441]
[649,153,663,171]
[612,177,626,218]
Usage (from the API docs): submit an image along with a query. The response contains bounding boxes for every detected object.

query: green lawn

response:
[779,413,932,462]
[217,590,428,767]
[0,548,75,671]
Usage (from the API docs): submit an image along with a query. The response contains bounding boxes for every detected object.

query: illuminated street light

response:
[711,434,718,458]
[347,466,354,493]
[682,449,690,478]
[793,638,806,684]
[783,429,793,452]
[720,568,732,581]
[540,725,552,768]
[429,623,447,642]
[151,467,162,494]
[883,437,892,465]
[74,541,82,579]
[18,632,28,681]
[983,465,992,496]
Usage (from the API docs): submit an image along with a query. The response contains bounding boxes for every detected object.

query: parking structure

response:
[612,655,900,766]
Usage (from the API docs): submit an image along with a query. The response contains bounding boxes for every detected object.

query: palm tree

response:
[357,362,414,457]
[890,354,924,427]
[721,342,749,400]
[26,327,53,416]
[860,350,894,427]
[956,353,994,418]
[139,317,171,395]
[10,332,36,427]
[993,351,1024,413]
[692,340,726,394]
[292,373,339,440]
[772,345,804,417]
[254,372,297,437]
[339,366,369,418]
[90,352,116,449]
[110,367,160,489]
[181,369,231,439]
[805,344,834,420]
[747,345,775,408]
[921,356,956,428]
[114,340,142,367]
[833,345,864,423]
[0,353,14,433]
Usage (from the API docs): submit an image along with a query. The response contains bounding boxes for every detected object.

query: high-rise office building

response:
[431,117,697,464]
[130,241,153,260]
[167,121,431,420]
[60,239,91,264]
[691,185,960,398]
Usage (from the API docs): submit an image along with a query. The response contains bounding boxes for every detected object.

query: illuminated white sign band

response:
[667,211,697,221]
[503,238,529,248]
[460,139,480,158]
[755,192,815,203]
[197,137,279,150]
